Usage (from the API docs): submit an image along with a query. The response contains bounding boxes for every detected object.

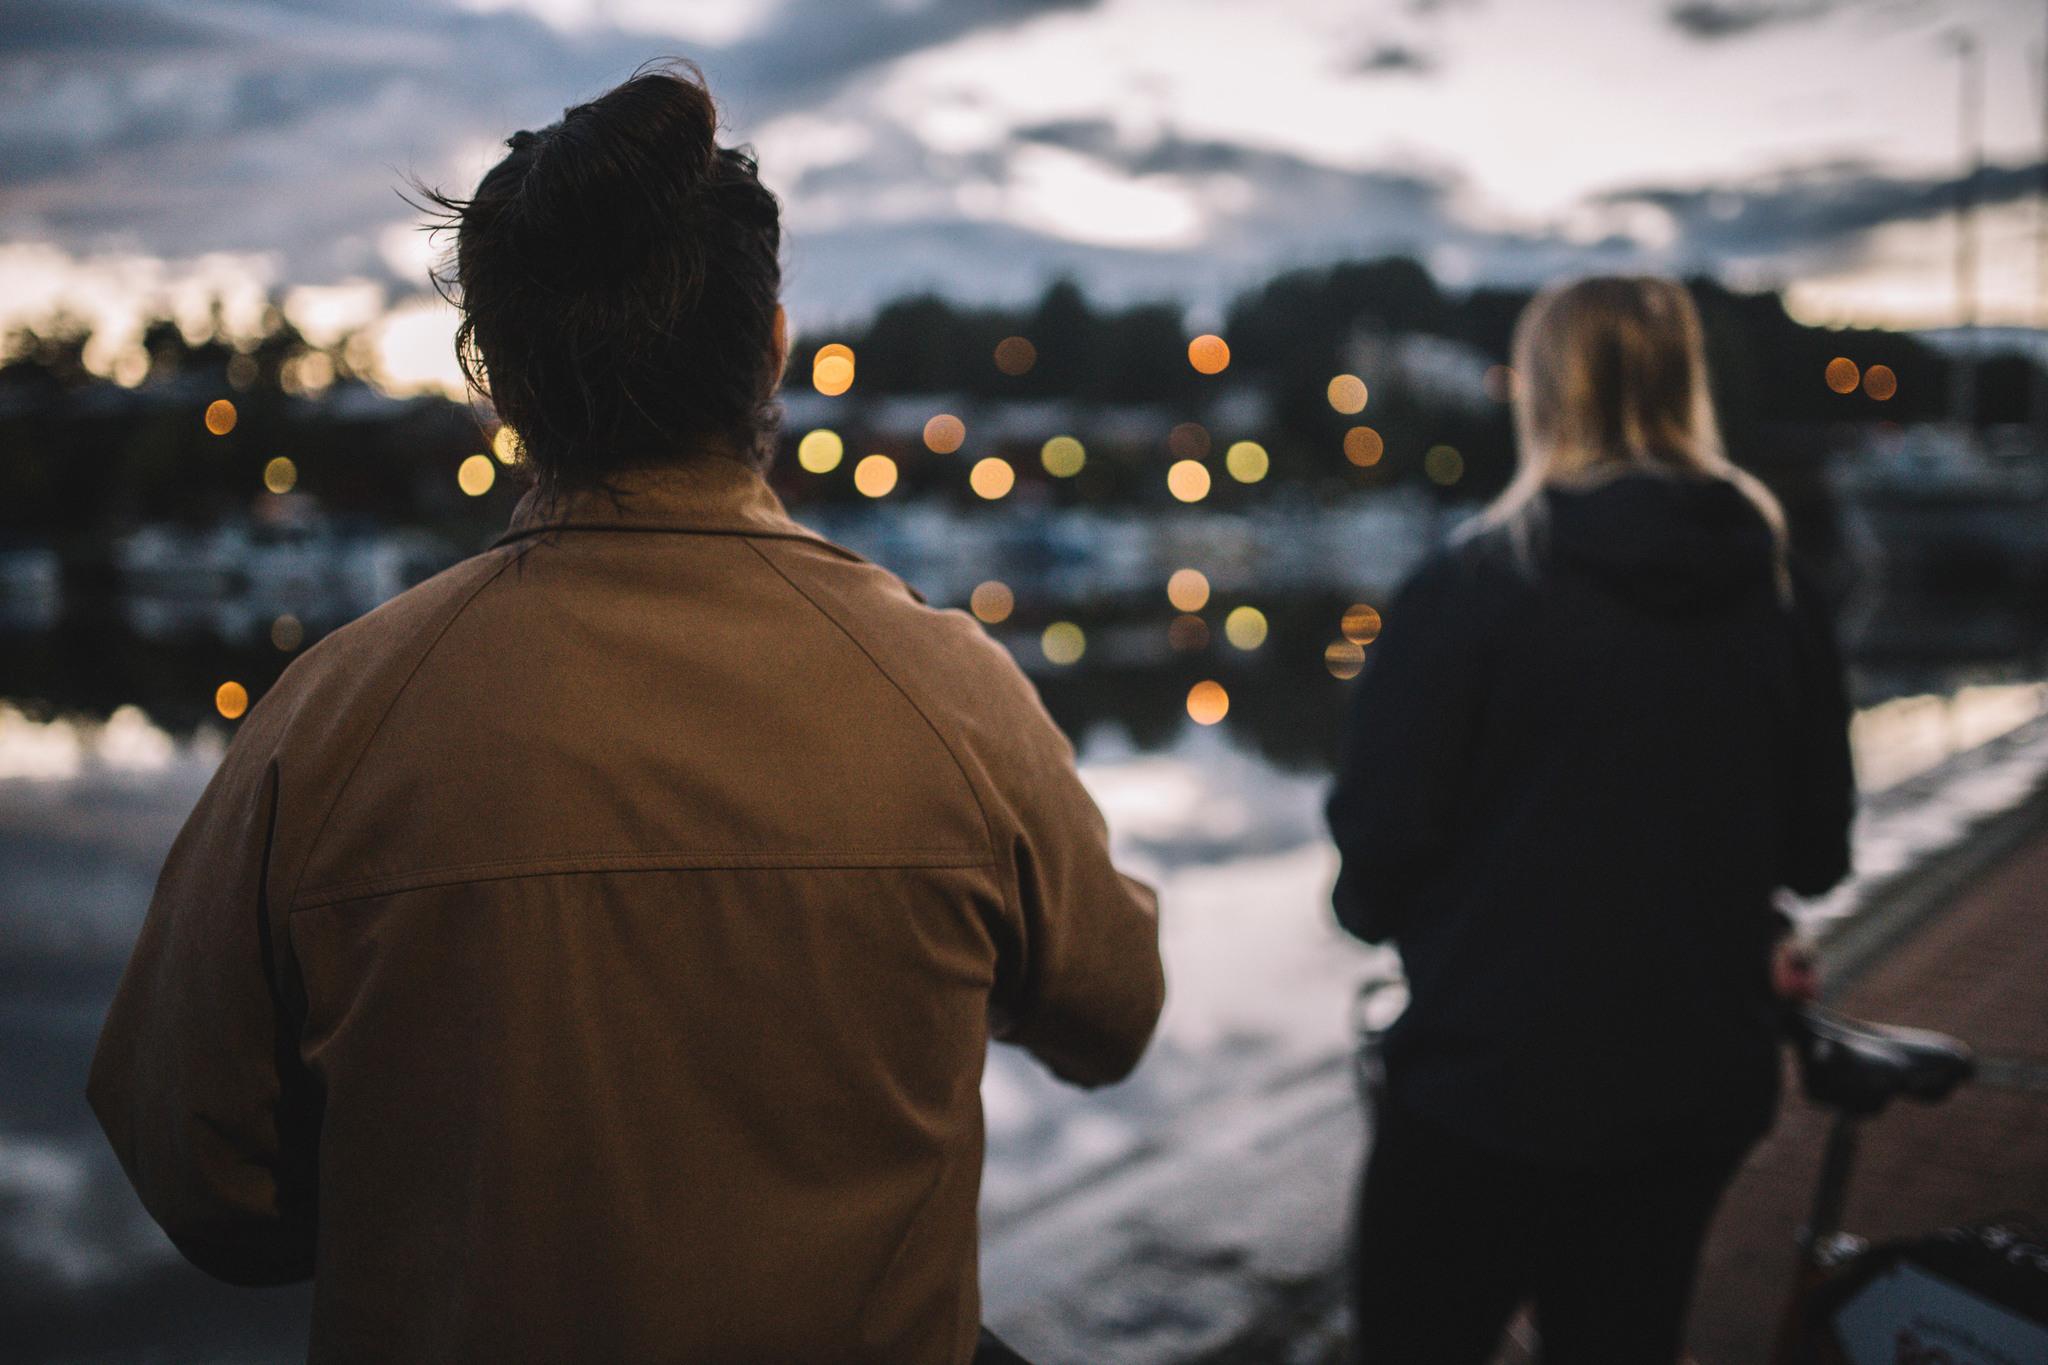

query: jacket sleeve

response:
[1326,552,1490,944]
[988,699,1166,1090]
[1779,564,1857,897]
[86,698,319,1285]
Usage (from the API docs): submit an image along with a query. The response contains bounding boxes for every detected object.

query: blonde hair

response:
[1486,275,1789,596]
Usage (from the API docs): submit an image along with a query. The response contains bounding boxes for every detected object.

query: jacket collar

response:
[493,456,840,552]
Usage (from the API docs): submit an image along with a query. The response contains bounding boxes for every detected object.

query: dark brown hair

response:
[414,61,782,493]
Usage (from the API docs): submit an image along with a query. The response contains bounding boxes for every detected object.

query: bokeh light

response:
[1326,640,1367,680]
[1864,364,1898,401]
[1041,621,1086,665]
[1825,357,1860,394]
[204,399,237,435]
[1186,680,1230,726]
[813,356,854,396]
[797,428,845,473]
[1167,460,1211,502]
[1168,614,1210,651]
[970,580,1014,624]
[1168,421,1211,460]
[994,336,1037,376]
[215,680,249,720]
[853,453,898,497]
[1344,426,1385,467]
[1187,334,1230,375]
[491,426,522,464]
[1341,603,1383,644]
[262,456,297,494]
[1225,440,1269,483]
[1041,435,1086,477]
[1167,567,1211,612]
[1423,444,1464,486]
[1224,605,1268,650]
[813,343,855,396]
[458,454,496,496]
[970,456,1016,500]
[924,414,966,453]
[1326,374,1368,414]
[270,614,304,652]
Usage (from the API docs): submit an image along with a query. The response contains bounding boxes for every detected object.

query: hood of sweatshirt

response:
[1541,472,1777,613]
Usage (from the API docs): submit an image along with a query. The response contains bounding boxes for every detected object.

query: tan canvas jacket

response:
[88,456,1165,1363]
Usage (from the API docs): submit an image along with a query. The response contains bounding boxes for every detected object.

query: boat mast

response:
[2035,12,2048,431]
[1952,29,1982,430]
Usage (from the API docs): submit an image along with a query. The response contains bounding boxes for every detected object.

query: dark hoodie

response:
[1327,471,1855,1162]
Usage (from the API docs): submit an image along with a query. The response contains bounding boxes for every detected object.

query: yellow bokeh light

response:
[1041,621,1086,666]
[1864,364,1898,401]
[263,456,298,494]
[970,580,1014,624]
[1168,421,1210,460]
[1424,444,1464,486]
[1041,435,1086,478]
[1225,440,1269,484]
[1344,426,1385,467]
[813,353,854,396]
[1341,603,1383,644]
[204,399,237,436]
[994,336,1037,376]
[797,428,845,473]
[1186,680,1229,726]
[924,414,966,454]
[1326,374,1368,414]
[970,456,1016,500]
[215,680,249,720]
[458,454,496,496]
[1824,357,1860,394]
[1326,640,1366,680]
[1187,334,1230,375]
[1168,613,1210,651]
[1166,567,1210,612]
[1224,605,1268,650]
[853,453,898,498]
[1167,460,1211,502]
[270,614,304,652]
[492,426,522,464]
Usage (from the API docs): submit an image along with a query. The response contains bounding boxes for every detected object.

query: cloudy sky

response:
[1,0,2042,390]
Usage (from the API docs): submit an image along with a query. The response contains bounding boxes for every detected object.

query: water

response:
[4,504,2048,1358]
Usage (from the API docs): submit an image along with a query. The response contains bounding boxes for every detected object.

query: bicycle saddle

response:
[1785,1005,1974,1117]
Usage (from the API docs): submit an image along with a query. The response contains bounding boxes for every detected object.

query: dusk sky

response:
[3,0,2044,394]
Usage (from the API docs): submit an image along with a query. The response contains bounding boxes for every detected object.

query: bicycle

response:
[1348,982,2048,1363]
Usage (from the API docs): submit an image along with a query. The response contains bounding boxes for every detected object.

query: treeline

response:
[5,256,2043,550]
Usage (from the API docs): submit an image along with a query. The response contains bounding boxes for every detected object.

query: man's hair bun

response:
[411,59,783,492]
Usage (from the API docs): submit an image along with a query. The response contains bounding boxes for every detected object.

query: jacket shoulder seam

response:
[286,544,532,913]
[742,537,999,860]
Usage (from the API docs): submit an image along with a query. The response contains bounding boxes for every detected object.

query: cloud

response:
[0,0,1106,289]
[1350,43,1437,76]
[1598,157,2045,263]
[1662,0,1933,40]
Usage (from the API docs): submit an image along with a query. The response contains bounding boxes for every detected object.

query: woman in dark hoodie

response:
[1329,276,1854,1363]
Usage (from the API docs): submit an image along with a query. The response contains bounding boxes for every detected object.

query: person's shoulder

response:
[243,544,525,753]
[755,533,1026,680]
[1397,517,1522,604]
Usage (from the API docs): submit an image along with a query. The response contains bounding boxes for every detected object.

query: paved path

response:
[1687,817,2048,1362]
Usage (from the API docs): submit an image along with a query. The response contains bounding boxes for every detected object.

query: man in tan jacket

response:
[89,66,1164,1364]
